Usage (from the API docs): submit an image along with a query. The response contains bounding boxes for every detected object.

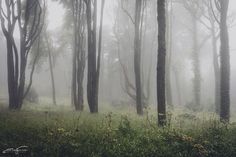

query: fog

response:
[0,0,235,114]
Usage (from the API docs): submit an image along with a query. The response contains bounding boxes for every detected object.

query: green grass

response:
[0,104,236,157]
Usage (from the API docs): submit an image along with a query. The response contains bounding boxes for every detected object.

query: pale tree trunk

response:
[210,22,220,114]
[157,0,167,126]
[173,67,182,106]
[45,34,57,106]
[166,0,173,107]
[192,15,201,109]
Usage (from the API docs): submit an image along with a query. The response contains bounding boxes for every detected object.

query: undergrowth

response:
[0,109,236,157]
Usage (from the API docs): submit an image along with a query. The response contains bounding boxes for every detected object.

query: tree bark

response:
[0,0,44,110]
[157,0,167,126]
[219,0,230,122]
[85,0,105,113]
[134,0,143,115]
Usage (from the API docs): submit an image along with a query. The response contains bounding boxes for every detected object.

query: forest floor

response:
[0,103,236,157]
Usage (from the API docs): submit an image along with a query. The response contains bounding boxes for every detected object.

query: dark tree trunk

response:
[6,39,18,109]
[85,0,97,113]
[85,0,105,113]
[219,0,230,122]
[71,0,86,111]
[157,0,167,126]
[134,0,143,115]
[0,0,44,110]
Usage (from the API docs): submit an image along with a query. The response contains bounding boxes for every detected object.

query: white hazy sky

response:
[47,0,116,31]
[47,0,236,66]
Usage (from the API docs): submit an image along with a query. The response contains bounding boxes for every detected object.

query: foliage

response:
[0,110,236,157]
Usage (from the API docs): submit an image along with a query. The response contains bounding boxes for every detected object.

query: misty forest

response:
[0,0,236,156]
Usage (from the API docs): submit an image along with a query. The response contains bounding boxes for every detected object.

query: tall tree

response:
[121,0,146,115]
[113,2,151,109]
[53,0,87,110]
[84,0,105,113]
[218,0,230,122]
[182,0,202,109]
[201,0,220,114]
[134,0,144,115]
[166,0,173,107]
[157,0,167,126]
[71,0,86,111]
[0,0,44,110]
[45,32,57,106]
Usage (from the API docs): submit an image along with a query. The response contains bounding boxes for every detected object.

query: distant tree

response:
[28,3,57,106]
[157,0,167,126]
[166,0,173,108]
[0,0,45,110]
[52,0,87,110]
[44,32,57,106]
[84,0,105,113]
[182,0,202,109]
[201,0,220,114]
[120,0,146,115]
[113,1,152,109]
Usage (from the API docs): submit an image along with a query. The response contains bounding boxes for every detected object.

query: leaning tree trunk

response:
[219,0,230,122]
[134,0,143,115]
[157,0,167,126]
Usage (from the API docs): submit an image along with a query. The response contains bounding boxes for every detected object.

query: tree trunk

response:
[219,0,230,122]
[210,22,220,114]
[46,36,57,106]
[192,15,201,109]
[96,0,105,111]
[86,0,97,113]
[6,39,18,109]
[72,48,77,106]
[157,0,167,126]
[48,45,57,106]
[85,0,105,113]
[134,0,143,115]
[173,67,182,106]
[0,0,44,110]
[166,0,173,108]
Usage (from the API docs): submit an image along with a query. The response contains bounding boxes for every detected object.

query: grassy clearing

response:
[0,104,236,157]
